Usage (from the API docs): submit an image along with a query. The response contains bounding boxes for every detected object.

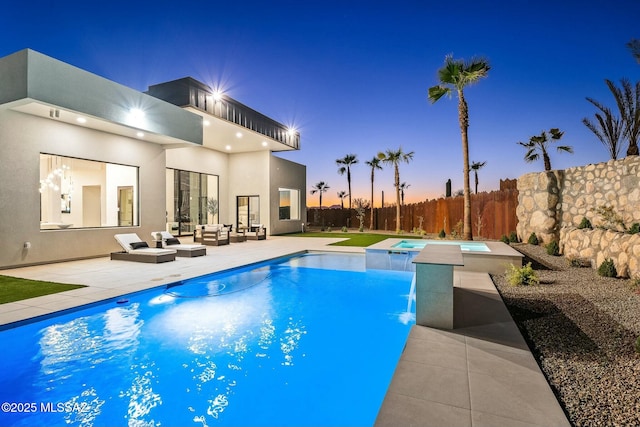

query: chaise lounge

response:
[151,231,207,257]
[193,224,230,246]
[111,233,177,263]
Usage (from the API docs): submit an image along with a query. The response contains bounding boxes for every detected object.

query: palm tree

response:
[582,97,624,160]
[470,161,486,194]
[364,156,383,229]
[605,79,640,156]
[337,191,348,209]
[310,182,330,209]
[399,182,411,205]
[336,154,358,209]
[518,128,573,171]
[428,54,490,240]
[379,148,414,233]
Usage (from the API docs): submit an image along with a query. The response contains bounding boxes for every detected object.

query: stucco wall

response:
[0,109,167,268]
[269,155,306,235]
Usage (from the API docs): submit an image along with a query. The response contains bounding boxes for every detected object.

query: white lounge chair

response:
[151,231,206,257]
[111,233,177,263]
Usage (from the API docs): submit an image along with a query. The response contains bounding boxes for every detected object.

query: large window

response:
[278,188,300,220]
[39,154,138,229]
[166,169,219,235]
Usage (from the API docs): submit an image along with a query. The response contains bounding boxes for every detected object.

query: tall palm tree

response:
[337,191,348,209]
[428,54,490,240]
[336,154,358,209]
[379,148,414,233]
[470,161,486,194]
[605,78,640,156]
[399,182,411,205]
[517,128,573,171]
[364,156,383,229]
[310,181,330,209]
[582,97,624,160]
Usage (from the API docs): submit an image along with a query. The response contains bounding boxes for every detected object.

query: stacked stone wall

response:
[517,156,640,278]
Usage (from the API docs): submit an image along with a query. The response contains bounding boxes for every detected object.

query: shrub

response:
[629,277,640,292]
[509,231,519,243]
[527,232,539,245]
[438,229,446,238]
[500,235,510,244]
[635,336,640,354]
[628,223,640,235]
[597,258,617,277]
[506,262,539,286]
[341,226,348,232]
[577,217,592,229]
[546,240,560,256]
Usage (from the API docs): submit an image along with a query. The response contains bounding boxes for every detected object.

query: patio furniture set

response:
[110,224,267,263]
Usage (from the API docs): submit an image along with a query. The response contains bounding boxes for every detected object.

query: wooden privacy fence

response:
[306,188,518,241]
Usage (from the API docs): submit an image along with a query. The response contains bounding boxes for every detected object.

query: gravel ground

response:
[493,243,640,427]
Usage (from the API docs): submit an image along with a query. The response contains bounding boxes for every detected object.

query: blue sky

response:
[2,1,639,206]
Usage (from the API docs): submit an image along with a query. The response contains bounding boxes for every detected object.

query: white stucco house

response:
[0,49,306,268]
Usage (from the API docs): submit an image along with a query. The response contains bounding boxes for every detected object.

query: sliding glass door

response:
[236,196,260,229]
[166,169,218,235]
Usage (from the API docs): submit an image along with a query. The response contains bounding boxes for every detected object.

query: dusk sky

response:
[2,1,639,206]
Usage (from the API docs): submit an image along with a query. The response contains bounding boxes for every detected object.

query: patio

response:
[0,236,568,426]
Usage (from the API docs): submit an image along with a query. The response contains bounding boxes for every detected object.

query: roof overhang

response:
[0,49,203,146]
[186,107,299,153]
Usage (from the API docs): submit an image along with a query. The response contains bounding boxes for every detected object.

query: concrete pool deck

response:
[0,236,569,426]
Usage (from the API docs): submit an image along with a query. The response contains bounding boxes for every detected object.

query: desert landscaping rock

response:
[494,243,640,427]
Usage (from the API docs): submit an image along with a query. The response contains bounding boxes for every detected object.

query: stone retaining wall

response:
[517,157,640,278]
[561,227,640,278]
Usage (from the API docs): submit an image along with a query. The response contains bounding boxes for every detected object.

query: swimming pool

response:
[391,240,491,252]
[0,252,415,427]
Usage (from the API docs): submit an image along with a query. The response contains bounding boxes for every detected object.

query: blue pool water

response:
[0,253,415,427]
[392,240,491,252]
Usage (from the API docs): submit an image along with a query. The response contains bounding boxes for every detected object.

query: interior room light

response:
[76,117,87,124]
[203,120,210,126]
[225,145,231,150]
[261,141,268,147]
[136,132,144,138]
[235,132,243,138]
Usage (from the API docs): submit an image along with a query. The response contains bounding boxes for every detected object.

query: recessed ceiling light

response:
[236,132,243,138]
[136,132,144,138]
[261,141,268,147]
[76,117,87,124]
[225,145,231,150]
[203,120,210,126]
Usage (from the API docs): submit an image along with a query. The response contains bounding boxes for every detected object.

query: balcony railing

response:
[147,77,299,150]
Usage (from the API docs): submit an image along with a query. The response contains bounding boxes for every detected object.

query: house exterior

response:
[0,49,306,269]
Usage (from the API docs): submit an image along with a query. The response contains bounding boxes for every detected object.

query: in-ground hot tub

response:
[365,239,522,274]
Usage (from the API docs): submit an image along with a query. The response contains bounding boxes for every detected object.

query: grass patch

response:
[0,275,85,304]
[287,232,422,247]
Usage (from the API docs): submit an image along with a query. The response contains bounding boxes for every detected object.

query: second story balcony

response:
[147,77,299,151]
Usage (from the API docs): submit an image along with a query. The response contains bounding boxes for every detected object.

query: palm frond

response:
[557,145,574,154]
[428,85,450,103]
